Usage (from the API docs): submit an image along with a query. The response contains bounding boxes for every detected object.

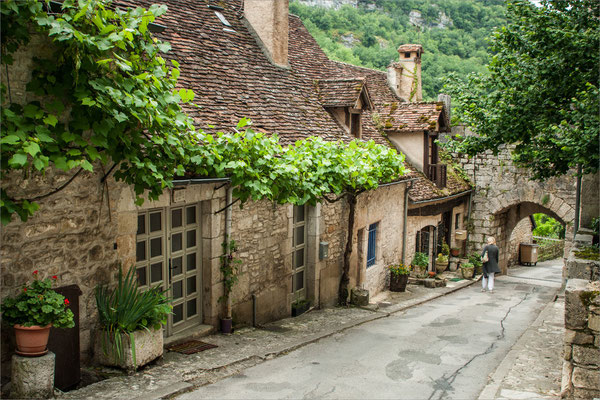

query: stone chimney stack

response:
[387,44,424,102]
[244,0,289,67]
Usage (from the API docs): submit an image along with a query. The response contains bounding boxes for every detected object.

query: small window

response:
[350,113,361,138]
[455,213,461,230]
[404,52,411,58]
[366,222,378,267]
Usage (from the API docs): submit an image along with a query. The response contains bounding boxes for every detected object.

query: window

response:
[455,213,461,230]
[350,113,361,138]
[404,52,411,58]
[366,222,378,267]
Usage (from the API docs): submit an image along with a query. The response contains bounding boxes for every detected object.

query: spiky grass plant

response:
[95,265,171,368]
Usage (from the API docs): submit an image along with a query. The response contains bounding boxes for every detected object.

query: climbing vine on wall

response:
[0,0,407,229]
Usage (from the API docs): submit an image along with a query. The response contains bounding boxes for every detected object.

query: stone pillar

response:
[10,352,55,399]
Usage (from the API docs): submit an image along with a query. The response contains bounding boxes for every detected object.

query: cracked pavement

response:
[177,260,563,400]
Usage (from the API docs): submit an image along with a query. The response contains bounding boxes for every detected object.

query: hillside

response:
[290,0,506,100]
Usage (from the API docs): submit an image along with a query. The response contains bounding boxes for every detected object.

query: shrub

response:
[411,252,429,268]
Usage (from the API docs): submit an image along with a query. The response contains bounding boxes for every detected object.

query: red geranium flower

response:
[52,275,58,280]
[64,299,70,305]
[33,270,38,275]
[23,287,27,292]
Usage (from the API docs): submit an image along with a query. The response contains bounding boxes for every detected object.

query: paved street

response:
[178,261,563,400]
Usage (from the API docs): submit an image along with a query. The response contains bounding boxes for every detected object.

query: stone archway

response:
[489,201,570,273]
[455,146,577,274]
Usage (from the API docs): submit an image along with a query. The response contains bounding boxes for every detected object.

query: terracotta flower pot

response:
[14,324,51,356]
[450,248,460,257]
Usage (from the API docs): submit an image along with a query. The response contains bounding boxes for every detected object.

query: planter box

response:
[94,327,163,372]
[390,274,409,292]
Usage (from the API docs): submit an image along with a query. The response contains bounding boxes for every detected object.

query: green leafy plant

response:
[436,253,448,264]
[411,252,429,268]
[388,263,411,276]
[95,265,171,366]
[219,238,242,304]
[468,253,482,268]
[441,242,450,257]
[1,271,74,328]
[460,262,474,269]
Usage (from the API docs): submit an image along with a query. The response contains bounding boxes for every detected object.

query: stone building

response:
[1,0,471,371]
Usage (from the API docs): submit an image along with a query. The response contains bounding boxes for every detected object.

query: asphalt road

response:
[178,261,563,400]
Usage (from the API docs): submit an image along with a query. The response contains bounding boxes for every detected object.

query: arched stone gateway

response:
[455,145,577,274]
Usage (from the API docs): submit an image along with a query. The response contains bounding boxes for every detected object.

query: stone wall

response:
[452,142,576,273]
[562,279,600,399]
[507,218,533,267]
[561,233,600,399]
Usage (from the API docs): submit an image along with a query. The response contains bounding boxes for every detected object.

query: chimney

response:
[244,0,289,67]
[387,44,423,102]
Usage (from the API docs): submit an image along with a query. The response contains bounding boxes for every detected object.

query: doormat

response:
[167,340,218,355]
[449,278,463,282]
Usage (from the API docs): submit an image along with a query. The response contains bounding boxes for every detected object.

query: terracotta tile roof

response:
[314,78,372,109]
[118,2,469,201]
[381,102,449,133]
[120,0,349,145]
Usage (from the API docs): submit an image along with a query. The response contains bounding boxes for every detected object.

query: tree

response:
[443,0,599,179]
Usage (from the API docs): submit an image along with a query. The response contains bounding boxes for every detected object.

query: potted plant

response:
[389,263,411,292]
[460,262,475,279]
[411,252,429,277]
[435,253,449,274]
[219,238,242,334]
[1,271,75,356]
[450,247,460,257]
[468,253,483,275]
[291,299,310,317]
[441,242,450,257]
[95,266,171,372]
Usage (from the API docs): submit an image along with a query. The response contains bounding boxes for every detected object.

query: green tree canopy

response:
[443,0,599,179]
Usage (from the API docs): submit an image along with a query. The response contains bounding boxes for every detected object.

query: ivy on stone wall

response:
[0,0,407,232]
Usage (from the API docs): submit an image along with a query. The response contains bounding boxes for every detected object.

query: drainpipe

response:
[225,185,233,319]
[402,180,415,265]
[573,164,582,239]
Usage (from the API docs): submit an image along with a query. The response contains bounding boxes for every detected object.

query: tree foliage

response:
[443,0,599,179]
[290,0,507,99]
[1,0,406,226]
[532,213,565,239]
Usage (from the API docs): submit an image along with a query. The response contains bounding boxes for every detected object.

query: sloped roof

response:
[382,102,449,132]
[121,1,469,202]
[121,0,350,145]
[314,78,373,110]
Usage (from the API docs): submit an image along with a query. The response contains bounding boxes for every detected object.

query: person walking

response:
[481,236,500,293]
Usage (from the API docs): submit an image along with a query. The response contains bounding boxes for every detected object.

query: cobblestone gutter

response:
[561,232,600,399]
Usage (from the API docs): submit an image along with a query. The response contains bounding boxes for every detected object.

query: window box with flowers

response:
[1,271,75,356]
[389,263,411,292]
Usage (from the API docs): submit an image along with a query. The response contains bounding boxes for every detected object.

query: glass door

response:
[291,205,307,302]
[136,205,202,337]
[167,205,202,335]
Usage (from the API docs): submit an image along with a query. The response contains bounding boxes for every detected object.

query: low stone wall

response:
[561,233,600,399]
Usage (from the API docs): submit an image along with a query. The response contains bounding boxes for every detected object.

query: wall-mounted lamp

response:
[319,242,329,260]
